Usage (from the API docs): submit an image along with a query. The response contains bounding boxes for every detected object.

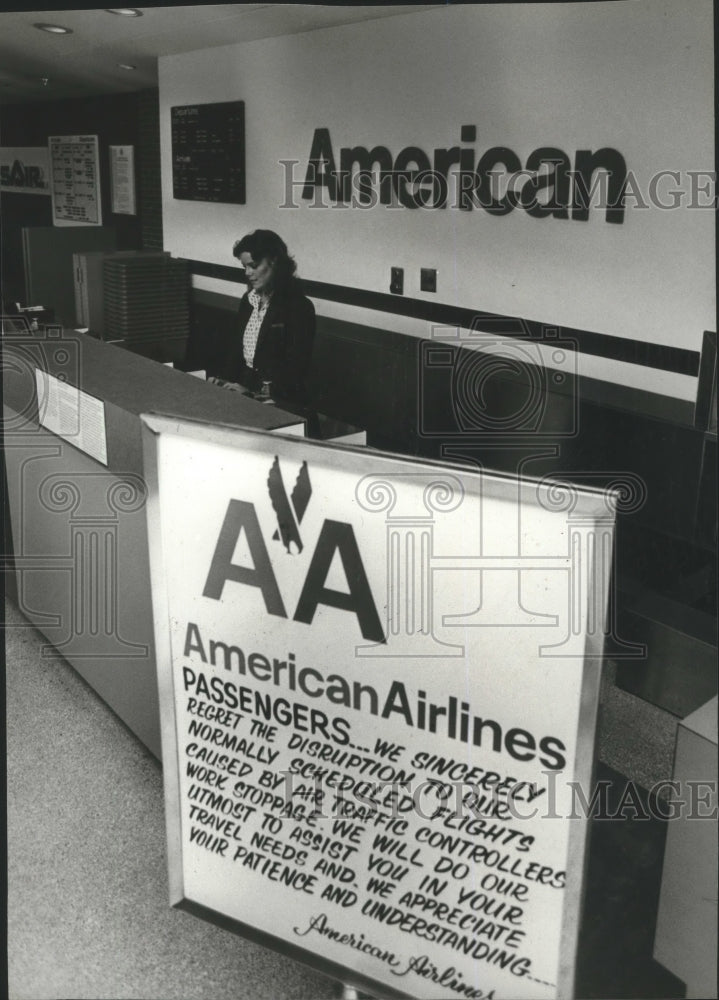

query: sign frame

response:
[48,134,102,227]
[170,99,246,204]
[142,413,615,1000]
[109,144,136,216]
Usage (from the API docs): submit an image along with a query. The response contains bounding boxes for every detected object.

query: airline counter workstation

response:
[3,317,717,998]
[5,318,716,766]
[2,324,307,757]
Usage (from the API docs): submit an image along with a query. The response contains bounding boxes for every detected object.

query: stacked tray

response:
[103,256,190,342]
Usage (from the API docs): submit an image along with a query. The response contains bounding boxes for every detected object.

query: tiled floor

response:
[5,595,685,1000]
[5,596,337,1000]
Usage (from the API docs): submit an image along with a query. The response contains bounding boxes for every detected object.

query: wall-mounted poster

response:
[109,145,136,216]
[171,101,245,203]
[48,134,102,227]
[142,415,616,1000]
[0,147,51,195]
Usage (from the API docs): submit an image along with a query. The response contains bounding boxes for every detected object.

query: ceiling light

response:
[33,23,73,34]
[117,63,137,70]
[105,8,143,15]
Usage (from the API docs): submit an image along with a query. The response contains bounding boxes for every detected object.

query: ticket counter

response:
[3,317,715,780]
[3,326,305,757]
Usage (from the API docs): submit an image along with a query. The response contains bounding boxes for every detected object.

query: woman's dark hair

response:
[232,229,297,288]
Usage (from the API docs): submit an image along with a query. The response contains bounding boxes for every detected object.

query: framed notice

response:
[142,416,615,1000]
[171,100,245,203]
[109,145,136,215]
[49,134,102,226]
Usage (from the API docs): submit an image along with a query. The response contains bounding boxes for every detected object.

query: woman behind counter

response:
[214,229,316,404]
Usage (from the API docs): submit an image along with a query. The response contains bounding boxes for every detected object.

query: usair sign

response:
[142,414,615,1000]
[0,146,51,195]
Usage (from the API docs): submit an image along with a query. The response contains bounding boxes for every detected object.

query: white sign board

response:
[109,145,136,215]
[49,135,102,226]
[0,146,51,195]
[142,416,615,1000]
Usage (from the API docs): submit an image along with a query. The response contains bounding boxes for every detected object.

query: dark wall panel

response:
[1,89,162,303]
[0,193,52,307]
[136,89,163,250]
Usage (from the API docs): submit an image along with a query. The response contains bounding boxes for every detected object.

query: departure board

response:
[171,101,245,204]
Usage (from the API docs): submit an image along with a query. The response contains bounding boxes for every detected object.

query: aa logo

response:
[202,458,385,642]
[267,457,311,554]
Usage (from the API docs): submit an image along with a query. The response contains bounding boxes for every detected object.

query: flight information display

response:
[171,101,245,204]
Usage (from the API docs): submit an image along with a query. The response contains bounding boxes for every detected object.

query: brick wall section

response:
[136,89,163,250]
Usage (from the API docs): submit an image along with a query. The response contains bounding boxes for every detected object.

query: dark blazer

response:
[218,281,316,403]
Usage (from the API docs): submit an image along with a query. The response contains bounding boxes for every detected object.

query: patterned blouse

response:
[242,289,272,367]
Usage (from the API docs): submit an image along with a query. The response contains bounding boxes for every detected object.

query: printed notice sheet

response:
[48,134,102,226]
[110,145,136,215]
[35,369,108,465]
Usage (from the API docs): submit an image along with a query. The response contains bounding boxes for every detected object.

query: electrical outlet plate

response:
[420,268,437,293]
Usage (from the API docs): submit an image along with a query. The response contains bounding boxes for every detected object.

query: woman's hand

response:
[207,376,242,391]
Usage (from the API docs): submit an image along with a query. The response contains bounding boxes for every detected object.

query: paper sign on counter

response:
[36,369,108,465]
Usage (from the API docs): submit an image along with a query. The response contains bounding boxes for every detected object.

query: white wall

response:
[159,1,715,399]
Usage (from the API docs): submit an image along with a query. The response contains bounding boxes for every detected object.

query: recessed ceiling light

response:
[33,23,73,34]
[117,63,137,71]
[105,8,143,15]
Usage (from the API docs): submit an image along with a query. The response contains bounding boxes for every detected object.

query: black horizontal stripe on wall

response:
[183,258,700,377]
